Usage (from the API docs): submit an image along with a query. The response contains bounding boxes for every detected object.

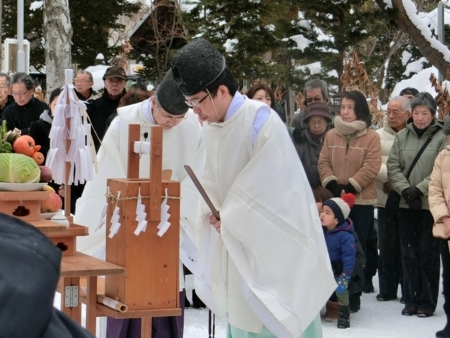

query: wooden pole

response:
[149,126,162,221]
[127,124,140,179]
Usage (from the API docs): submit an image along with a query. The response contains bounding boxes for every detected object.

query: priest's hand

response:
[209,214,221,233]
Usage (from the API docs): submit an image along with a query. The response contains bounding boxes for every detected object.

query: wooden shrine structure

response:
[98,124,181,335]
[2,123,180,337]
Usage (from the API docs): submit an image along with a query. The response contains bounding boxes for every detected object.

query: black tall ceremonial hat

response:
[171,38,226,96]
[156,69,189,115]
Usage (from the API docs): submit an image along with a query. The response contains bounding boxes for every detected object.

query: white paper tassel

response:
[134,188,148,236]
[109,191,122,238]
[46,69,98,185]
[157,189,171,237]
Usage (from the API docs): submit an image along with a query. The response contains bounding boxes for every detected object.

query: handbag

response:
[385,129,440,214]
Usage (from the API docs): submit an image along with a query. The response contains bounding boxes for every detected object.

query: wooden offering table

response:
[58,250,125,332]
[0,190,67,233]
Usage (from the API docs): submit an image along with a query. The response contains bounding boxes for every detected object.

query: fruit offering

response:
[41,192,63,213]
[0,124,46,165]
[39,166,53,183]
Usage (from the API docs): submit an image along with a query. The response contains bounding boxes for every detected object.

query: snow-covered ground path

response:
[183,273,446,338]
[54,270,446,337]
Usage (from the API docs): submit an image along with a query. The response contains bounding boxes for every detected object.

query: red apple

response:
[41,192,63,213]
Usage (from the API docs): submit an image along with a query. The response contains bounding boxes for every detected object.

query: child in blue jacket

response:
[321,193,356,329]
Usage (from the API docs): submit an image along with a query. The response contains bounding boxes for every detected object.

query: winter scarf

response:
[334,115,367,136]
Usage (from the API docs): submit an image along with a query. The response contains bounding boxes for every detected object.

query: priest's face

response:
[185,87,228,123]
[152,98,187,129]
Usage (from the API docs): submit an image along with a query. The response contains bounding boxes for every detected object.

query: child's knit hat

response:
[323,193,356,224]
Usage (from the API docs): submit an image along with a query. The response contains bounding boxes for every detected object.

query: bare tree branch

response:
[376,0,450,77]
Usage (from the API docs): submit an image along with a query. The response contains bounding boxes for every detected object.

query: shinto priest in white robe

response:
[74,99,204,281]
[194,93,336,337]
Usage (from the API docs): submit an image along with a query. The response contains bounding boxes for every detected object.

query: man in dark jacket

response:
[291,78,329,132]
[88,66,127,151]
[0,212,94,338]
[74,71,100,107]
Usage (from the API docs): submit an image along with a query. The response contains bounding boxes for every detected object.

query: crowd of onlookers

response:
[2,63,450,336]
[289,79,450,337]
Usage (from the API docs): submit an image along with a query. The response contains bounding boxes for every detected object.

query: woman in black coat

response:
[2,72,48,134]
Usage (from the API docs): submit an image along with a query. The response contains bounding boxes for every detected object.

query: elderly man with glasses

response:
[291,78,330,133]
[74,70,100,105]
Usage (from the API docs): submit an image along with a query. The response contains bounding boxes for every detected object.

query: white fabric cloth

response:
[74,99,205,288]
[194,96,335,338]
[375,121,396,207]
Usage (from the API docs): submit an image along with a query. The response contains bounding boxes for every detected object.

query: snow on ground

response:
[55,271,446,338]
[183,273,446,338]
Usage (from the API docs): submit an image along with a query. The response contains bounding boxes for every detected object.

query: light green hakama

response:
[227,313,323,338]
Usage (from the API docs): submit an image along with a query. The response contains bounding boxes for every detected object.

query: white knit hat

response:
[323,193,355,224]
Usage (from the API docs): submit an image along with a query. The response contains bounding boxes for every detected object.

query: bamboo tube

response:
[97,295,128,313]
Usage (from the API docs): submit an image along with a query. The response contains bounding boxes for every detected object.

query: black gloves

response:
[326,180,341,197]
[292,128,302,143]
[326,181,357,197]
[401,187,423,203]
[408,198,422,210]
[344,183,357,194]
[401,186,423,210]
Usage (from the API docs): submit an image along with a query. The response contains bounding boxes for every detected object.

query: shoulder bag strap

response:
[405,128,440,180]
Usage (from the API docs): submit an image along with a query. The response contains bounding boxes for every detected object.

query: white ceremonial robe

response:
[74,100,204,278]
[194,97,336,338]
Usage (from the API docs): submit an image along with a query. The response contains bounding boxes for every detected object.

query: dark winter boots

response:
[436,318,450,338]
[337,304,350,329]
[324,301,339,322]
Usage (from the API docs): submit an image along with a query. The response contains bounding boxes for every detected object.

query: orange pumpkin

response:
[12,135,36,156]
[32,151,45,165]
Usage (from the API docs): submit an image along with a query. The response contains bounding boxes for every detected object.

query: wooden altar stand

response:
[0,190,67,233]
[71,124,181,337]
[0,186,125,334]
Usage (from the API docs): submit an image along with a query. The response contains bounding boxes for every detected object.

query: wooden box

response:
[0,190,49,221]
[104,178,180,311]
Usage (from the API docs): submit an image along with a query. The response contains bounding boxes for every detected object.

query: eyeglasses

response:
[155,107,188,122]
[308,120,327,126]
[74,79,92,83]
[159,112,187,121]
[306,97,323,103]
[12,89,30,97]
[185,92,210,107]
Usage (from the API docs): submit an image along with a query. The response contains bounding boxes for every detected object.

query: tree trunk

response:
[44,0,72,90]
[376,0,449,78]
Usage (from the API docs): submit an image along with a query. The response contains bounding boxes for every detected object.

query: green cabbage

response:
[0,153,40,183]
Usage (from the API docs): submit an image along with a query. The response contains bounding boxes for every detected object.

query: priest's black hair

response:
[204,67,237,98]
